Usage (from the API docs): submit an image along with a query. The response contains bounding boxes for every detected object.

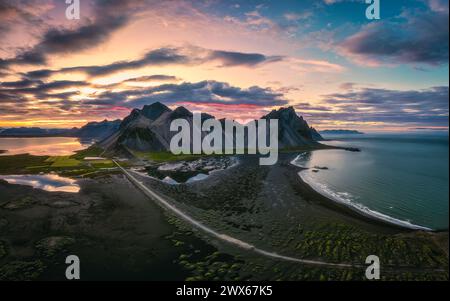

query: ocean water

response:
[292,131,449,230]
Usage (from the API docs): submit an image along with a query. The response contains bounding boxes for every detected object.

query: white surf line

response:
[289,155,432,232]
[113,160,359,269]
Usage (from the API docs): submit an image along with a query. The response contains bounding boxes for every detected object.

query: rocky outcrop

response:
[262,107,323,147]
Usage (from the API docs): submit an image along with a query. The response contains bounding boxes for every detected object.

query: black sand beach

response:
[0,152,448,280]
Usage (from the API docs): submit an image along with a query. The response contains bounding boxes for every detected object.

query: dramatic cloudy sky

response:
[0,0,448,131]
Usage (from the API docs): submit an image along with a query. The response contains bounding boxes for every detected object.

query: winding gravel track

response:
[113,160,360,269]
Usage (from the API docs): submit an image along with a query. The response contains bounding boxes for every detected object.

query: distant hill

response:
[0,119,121,140]
[99,102,323,155]
[0,127,75,137]
[320,129,364,135]
[76,119,121,140]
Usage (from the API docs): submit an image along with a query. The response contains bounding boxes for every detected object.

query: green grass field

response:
[90,159,115,168]
[70,145,104,160]
[0,154,50,174]
[45,156,82,167]
[0,148,116,176]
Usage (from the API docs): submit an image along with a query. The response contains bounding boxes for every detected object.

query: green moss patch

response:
[0,260,46,281]
[45,156,82,167]
[134,151,211,163]
[2,196,36,210]
[35,236,76,258]
[0,154,50,174]
[0,241,7,259]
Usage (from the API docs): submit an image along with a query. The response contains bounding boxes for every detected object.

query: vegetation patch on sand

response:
[165,215,247,281]
[70,145,104,160]
[134,151,209,163]
[0,218,8,230]
[45,156,82,167]
[2,196,36,210]
[0,241,7,259]
[0,154,50,174]
[0,146,121,178]
[0,260,46,281]
[90,159,115,169]
[35,236,76,258]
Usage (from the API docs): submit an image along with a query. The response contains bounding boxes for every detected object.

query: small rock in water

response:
[313,166,328,170]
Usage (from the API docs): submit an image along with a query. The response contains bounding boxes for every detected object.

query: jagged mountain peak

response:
[262,105,323,146]
[101,103,323,155]
[119,102,171,130]
[264,106,301,120]
[170,106,192,119]
[141,102,171,121]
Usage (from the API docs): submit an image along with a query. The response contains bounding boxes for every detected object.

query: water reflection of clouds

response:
[0,174,80,193]
[0,137,91,156]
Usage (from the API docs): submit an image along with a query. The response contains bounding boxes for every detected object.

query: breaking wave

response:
[290,154,432,231]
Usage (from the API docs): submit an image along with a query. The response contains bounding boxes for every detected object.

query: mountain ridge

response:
[99,102,323,155]
[0,119,121,140]
[0,102,324,154]
[320,129,364,135]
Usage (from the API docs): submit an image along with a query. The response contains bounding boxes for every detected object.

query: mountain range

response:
[0,119,121,140]
[0,102,323,154]
[99,102,323,155]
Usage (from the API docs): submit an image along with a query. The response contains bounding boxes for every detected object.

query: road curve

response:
[113,160,360,269]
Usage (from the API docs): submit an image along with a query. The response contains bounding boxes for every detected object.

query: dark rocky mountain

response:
[262,107,323,147]
[0,102,322,153]
[99,102,216,154]
[76,119,121,140]
[310,127,324,141]
[99,102,323,155]
[141,102,172,121]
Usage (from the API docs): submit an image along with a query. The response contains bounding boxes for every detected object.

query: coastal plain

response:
[0,149,447,281]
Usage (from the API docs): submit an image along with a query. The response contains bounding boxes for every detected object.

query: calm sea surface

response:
[292,132,449,230]
[0,137,90,156]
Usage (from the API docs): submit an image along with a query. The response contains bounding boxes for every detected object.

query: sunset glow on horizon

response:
[0,0,448,131]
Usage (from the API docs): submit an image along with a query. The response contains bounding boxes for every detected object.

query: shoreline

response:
[288,153,439,232]
[1,152,448,280]
[0,145,445,234]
